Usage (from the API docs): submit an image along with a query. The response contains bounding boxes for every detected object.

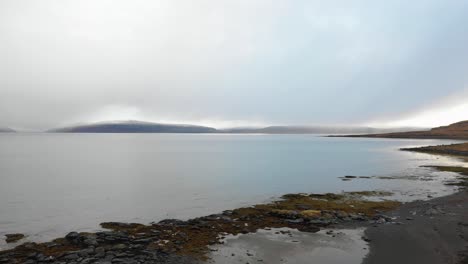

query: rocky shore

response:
[0,192,400,264]
[402,142,468,158]
[1,166,467,264]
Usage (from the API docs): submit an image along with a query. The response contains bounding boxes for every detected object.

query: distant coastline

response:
[2,121,468,263]
[331,120,468,140]
[0,127,15,133]
[44,120,425,134]
[402,142,468,157]
[47,121,217,134]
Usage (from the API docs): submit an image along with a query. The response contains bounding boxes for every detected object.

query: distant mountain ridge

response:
[0,127,15,133]
[48,120,425,134]
[222,126,423,134]
[48,121,217,133]
[340,120,468,140]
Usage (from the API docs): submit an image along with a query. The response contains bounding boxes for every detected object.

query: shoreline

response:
[364,187,468,263]
[402,142,468,158]
[1,150,467,263]
[0,191,401,263]
[1,170,467,263]
[363,165,468,263]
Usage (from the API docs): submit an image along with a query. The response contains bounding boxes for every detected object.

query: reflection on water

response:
[208,228,368,264]
[0,133,465,248]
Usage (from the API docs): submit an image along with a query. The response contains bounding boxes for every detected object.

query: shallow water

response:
[208,228,368,264]
[0,133,465,248]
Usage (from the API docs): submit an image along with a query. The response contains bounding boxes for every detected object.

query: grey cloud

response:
[1,0,468,130]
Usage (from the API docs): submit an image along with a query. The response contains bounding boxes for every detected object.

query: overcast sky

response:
[1,0,468,130]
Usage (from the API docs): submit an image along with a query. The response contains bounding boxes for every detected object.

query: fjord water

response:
[0,133,465,247]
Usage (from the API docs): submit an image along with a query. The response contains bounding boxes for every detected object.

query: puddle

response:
[207,227,368,264]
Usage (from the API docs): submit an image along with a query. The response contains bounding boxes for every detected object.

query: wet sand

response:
[364,190,468,264]
[206,188,468,264]
[207,166,468,264]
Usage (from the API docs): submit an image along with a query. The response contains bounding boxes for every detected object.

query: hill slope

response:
[222,126,422,134]
[0,127,15,133]
[49,121,218,133]
[342,120,468,140]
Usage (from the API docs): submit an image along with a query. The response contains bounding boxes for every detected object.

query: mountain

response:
[221,126,424,134]
[48,121,218,133]
[339,120,468,140]
[0,127,15,133]
[48,121,425,134]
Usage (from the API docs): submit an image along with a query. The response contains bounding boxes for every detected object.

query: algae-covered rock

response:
[300,210,321,219]
[270,209,299,218]
[5,233,25,243]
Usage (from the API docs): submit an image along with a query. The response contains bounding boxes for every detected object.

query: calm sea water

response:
[0,133,465,248]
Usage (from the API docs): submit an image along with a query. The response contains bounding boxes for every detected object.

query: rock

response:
[270,209,299,219]
[241,229,249,234]
[220,216,233,222]
[321,213,335,219]
[4,233,25,243]
[424,207,444,216]
[158,219,187,226]
[375,217,386,224]
[35,253,47,261]
[100,222,143,229]
[112,244,127,250]
[83,237,98,246]
[96,231,129,243]
[297,225,320,233]
[77,248,94,257]
[300,210,322,219]
[63,253,79,260]
[80,258,94,264]
[362,236,371,242]
[223,210,233,215]
[297,204,312,210]
[65,231,80,241]
[94,247,106,258]
[335,211,349,219]
[133,238,153,244]
[373,214,392,221]
[350,214,368,221]
[114,252,129,258]
[285,218,304,223]
[112,259,139,264]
